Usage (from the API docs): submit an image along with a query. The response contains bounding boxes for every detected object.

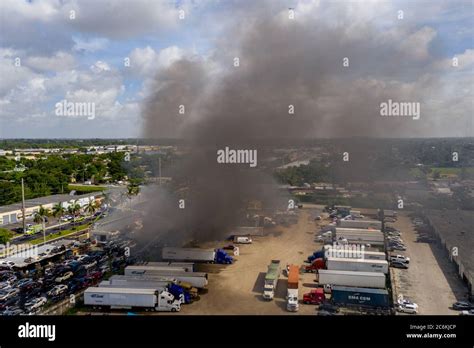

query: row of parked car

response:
[0,239,132,316]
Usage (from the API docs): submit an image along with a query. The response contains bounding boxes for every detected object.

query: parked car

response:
[0,288,19,301]
[318,310,336,316]
[2,306,24,316]
[460,309,474,316]
[47,284,68,297]
[397,303,418,314]
[389,245,406,251]
[390,255,410,264]
[452,301,474,310]
[319,302,340,313]
[25,297,47,312]
[55,271,73,283]
[391,261,409,269]
[16,278,34,288]
[0,281,11,291]
[0,295,20,310]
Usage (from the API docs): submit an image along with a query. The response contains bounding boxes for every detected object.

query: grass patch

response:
[29,223,91,245]
[68,185,105,193]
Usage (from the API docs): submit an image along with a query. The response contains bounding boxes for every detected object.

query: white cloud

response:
[25,51,75,72]
[129,46,186,78]
[72,37,109,53]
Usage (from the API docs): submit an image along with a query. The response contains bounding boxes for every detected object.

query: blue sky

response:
[0,0,472,138]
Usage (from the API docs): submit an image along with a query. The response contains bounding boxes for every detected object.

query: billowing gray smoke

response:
[139,5,440,245]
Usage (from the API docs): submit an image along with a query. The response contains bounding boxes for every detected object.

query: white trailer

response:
[162,247,215,262]
[326,257,388,274]
[84,287,181,311]
[338,220,382,230]
[145,262,194,272]
[336,228,382,235]
[324,249,386,261]
[317,269,386,288]
[101,279,171,290]
[124,266,208,288]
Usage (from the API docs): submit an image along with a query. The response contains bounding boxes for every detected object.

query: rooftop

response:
[0,193,100,214]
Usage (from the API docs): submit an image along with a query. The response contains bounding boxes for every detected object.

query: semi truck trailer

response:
[124,267,209,288]
[84,287,181,311]
[326,257,388,274]
[109,275,199,298]
[286,264,299,312]
[99,280,192,304]
[317,270,386,288]
[338,220,382,230]
[145,262,194,272]
[162,247,233,264]
[324,249,386,261]
[263,260,280,300]
[331,286,390,309]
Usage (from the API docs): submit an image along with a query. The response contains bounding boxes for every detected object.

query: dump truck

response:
[263,260,280,300]
[331,286,390,309]
[286,264,299,312]
[326,257,388,274]
[84,287,181,311]
[162,247,233,264]
[317,270,386,288]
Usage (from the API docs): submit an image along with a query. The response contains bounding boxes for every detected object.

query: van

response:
[233,236,252,244]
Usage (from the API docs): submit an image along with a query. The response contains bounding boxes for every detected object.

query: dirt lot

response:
[182,207,325,315]
[389,213,467,315]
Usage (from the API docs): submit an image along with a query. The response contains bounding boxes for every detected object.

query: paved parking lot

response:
[389,213,467,315]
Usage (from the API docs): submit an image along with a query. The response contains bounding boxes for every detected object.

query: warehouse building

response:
[0,193,101,226]
[425,210,474,298]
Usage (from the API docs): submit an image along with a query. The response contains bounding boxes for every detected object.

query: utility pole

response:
[21,178,26,233]
[158,157,162,185]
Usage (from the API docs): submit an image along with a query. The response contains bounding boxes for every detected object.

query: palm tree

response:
[52,203,65,230]
[85,200,97,216]
[127,183,140,208]
[67,201,81,226]
[34,205,51,244]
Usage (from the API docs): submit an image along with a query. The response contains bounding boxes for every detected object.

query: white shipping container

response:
[84,287,157,308]
[338,220,382,229]
[162,247,215,262]
[318,269,386,288]
[326,257,388,274]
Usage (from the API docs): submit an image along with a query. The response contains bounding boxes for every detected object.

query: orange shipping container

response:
[287,264,299,289]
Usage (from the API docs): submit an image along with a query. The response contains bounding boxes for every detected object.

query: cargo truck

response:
[331,286,390,309]
[84,287,181,311]
[307,249,325,263]
[303,258,325,272]
[99,280,191,304]
[286,264,299,312]
[303,288,325,305]
[317,270,386,288]
[338,220,382,230]
[162,247,233,264]
[326,257,388,274]
[263,260,280,300]
[124,267,209,288]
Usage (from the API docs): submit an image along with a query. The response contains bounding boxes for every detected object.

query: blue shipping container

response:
[332,286,390,308]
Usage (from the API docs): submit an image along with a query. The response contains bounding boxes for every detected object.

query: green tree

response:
[85,200,98,216]
[0,228,12,244]
[52,203,65,230]
[67,201,81,226]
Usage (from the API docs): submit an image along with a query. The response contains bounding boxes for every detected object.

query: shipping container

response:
[317,270,386,288]
[338,220,382,230]
[331,286,390,309]
[326,257,388,274]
